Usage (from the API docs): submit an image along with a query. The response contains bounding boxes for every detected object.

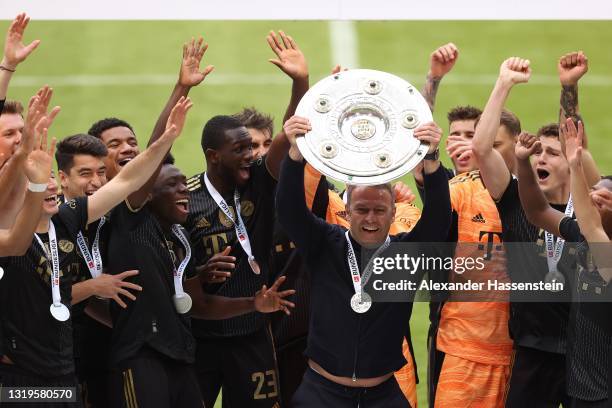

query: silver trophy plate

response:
[296,69,432,185]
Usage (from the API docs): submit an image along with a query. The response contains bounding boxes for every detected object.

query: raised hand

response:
[413,121,443,154]
[499,57,531,86]
[2,13,40,70]
[446,135,473,162]
[591,189,612,212]
[393,181,416,204]
[179,37,214,87]
[254,275,296,315]
[163,96,193,141]
[24,86,61,135]
[561,117,584,166]
[558,51,588,86]
[20,86,61,158]
[515,132,541,161]
[90,270,143,309]
[267,30,308,81]
[429,42,459,79]
[196,246,235,284]
[23,126,56,184]
[283,115,311,147]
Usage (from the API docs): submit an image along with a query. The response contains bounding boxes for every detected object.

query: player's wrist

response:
[27,180,48,192]
[288,145,303,162]
[0,57,17,71]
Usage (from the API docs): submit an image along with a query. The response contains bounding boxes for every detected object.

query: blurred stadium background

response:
[2,20,611,406]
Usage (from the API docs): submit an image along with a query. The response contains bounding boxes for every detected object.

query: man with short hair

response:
[0,94,59,256]
[471,56,576,407]
[185,30,308,407]
[232,107,274,160]
[0,97,190,406]
[55,133,140,407]
[277,114,450,408]
[516,119,611,407]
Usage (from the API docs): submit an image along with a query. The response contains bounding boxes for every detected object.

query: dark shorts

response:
[195,325,280,408]
[0,363,82,408]
[109,348,201,408]
[291,368,410,408]
[74,317,112,408]
[506,346,571,408]
[275,335,308,405]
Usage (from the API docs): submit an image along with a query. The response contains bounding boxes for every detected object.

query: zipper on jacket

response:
[351,316,362,382]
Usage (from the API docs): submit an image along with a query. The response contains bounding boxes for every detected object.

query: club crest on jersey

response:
[219,207,236,228]
[196,217,211,229]
[240,200,255,217]
[59,240,74,253]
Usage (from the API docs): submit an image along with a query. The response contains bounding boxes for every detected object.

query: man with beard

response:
[185,30,308,408]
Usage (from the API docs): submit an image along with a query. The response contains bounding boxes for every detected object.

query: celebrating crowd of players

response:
[1,12,611,408]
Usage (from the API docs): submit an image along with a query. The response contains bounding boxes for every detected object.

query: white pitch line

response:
[328,21,360,69]
[8,73,612,87]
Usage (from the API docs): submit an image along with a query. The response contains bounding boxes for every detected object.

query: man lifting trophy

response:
[277,69,451,407]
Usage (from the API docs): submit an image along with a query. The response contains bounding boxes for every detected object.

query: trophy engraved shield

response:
[295,69,432,185]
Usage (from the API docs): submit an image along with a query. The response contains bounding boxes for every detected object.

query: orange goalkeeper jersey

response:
[436,170,513,366]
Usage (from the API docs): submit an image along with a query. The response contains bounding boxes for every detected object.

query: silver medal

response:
[173,293,193,314]
[50,303,70,322]
[248,257,261,275]
[350,292,372,313]
[544,270,565,292]
[0,266,4,280]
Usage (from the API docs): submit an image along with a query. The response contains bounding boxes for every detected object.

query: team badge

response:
[196,217,211,229]
[219,207,236,228]
[66,199,77,209]
[240,200,255,217]
[59,240,74,253]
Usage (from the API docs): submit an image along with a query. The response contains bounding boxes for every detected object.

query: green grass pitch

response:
[2,20,611,407]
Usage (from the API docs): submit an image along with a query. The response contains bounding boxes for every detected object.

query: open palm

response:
[267,30,308,81]
[3,13,40,68]
[179,37,214,87]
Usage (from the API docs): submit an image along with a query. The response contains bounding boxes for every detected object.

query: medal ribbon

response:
[34,220,62,307]
[204,173,258,274]
[75,216,106,278]
[170,224,192,297]
[345,231,390,299]
[544,195,574,273]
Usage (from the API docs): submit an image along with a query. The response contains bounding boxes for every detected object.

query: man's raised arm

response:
[127,37,213,208]
[421,42,458,113]
[0,13,40,103]
[0,86,59,223]
[564,119,612,281]
[0,126,55,256]
[557,51,600,186]
[276,115,334,257]
[264,30,310,179]
[87,97,193,224]
[472,57,530,200]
